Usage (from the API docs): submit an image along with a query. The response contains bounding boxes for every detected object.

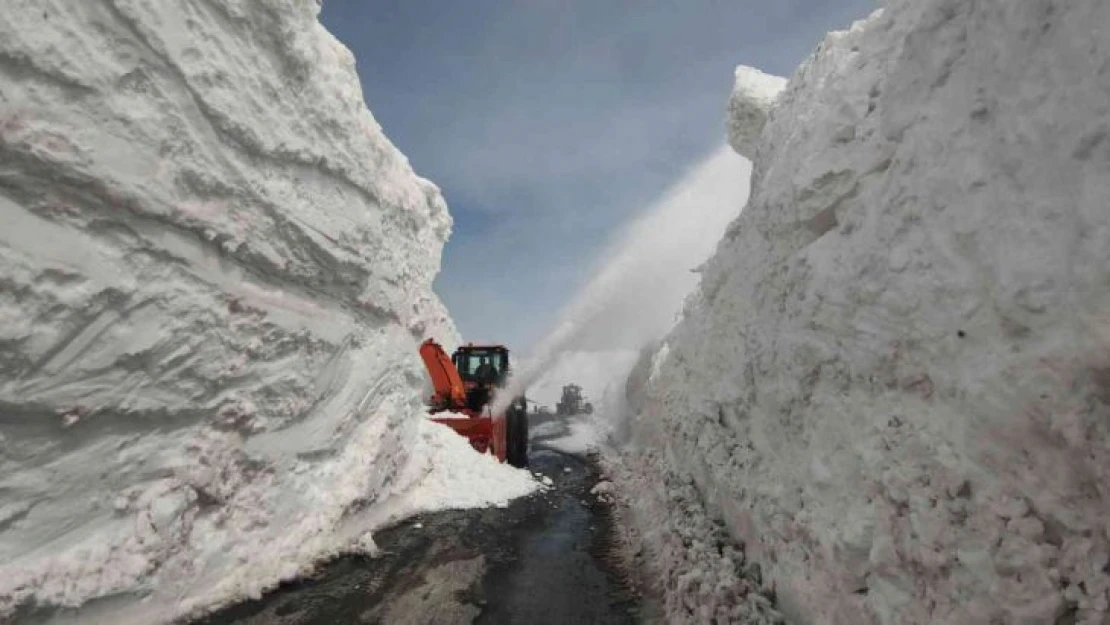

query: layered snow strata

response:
[0,1,536,622]
[623,1,1110,624]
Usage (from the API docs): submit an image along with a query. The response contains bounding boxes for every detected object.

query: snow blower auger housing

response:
[418,338,529,468]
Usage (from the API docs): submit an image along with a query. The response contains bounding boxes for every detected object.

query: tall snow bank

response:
[625,1,1110,624]
[0,2,535,622]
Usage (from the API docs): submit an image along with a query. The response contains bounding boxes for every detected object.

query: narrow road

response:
[193,420,648,625]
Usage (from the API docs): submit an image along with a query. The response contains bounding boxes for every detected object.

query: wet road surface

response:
[192,433,647,625]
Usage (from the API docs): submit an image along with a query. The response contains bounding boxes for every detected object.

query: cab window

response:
[457,351,504,379]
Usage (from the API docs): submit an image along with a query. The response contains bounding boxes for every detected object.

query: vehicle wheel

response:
[506,402,529,468]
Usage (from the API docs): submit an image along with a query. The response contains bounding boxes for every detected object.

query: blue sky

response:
[320,0,876,351]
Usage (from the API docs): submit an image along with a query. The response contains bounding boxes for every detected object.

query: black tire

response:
[506,401,529,468]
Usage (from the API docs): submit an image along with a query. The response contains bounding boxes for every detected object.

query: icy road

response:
[190,440,649,625]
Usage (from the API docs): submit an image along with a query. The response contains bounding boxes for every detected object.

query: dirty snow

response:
[589,480,615,504]
[603,452,784,624]
[0,1,536,622]
[619,1,1110,624]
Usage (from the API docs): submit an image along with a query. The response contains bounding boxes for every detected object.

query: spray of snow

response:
[620,1,1110,624]
[494,146,751,414]
[525,350,639,409]
[0,2,538,622]
[524,350,638,453]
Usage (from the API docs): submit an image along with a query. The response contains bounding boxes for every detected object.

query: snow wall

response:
[0,2,537,622]
[621,1,1110,624]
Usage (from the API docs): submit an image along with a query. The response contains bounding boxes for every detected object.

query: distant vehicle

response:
[555,384,593,416]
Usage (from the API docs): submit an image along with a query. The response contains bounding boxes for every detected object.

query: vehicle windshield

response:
[457,350,505,381]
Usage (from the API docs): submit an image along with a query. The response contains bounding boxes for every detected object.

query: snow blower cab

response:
[452,344,510,409]
[418,339,529,467]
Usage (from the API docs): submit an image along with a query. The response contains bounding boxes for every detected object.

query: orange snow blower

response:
[418,338,529,467]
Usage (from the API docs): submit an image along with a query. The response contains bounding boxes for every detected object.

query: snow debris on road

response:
[527,350,639,454]
[617,1,1110,623]
[530,420,564,440]
[602,453,783,624]
[589,481,615,504]
[0,2,532,622]
[360,418,544,526]
[544,416,611,455]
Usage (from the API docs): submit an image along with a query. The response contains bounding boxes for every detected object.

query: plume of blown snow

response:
[494,145,750,413]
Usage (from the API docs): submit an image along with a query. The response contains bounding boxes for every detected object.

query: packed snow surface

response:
[0,1,537,622]
[621,1,1110,624]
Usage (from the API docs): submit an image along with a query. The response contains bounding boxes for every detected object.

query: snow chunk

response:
[590,480,614,496]
[727,65,788,158]
[590,480,616,503]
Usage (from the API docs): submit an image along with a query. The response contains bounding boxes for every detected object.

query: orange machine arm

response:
[419,339,467,410]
